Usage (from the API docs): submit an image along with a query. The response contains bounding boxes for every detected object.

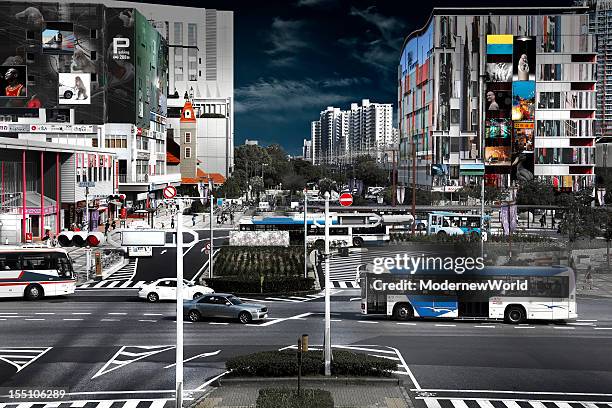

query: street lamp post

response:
[303,190,308,279]
[209,179,214,279]
[175,200,184,408]
[323,191,331,376]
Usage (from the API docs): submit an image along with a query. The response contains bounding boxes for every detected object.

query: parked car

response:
[138,278,213,302]
[183,293,267,324]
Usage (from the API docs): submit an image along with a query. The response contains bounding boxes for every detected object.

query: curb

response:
[219,376,400,385]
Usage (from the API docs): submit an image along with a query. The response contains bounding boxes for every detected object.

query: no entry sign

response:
[163,186,177,199]
[339,193,353,207]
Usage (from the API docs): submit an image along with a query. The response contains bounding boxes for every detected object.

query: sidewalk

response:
[576,269,612,298]
[196,378,410,408]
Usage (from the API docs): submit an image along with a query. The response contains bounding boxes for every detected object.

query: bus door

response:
[457,277,489,318]
[550,276,570,320]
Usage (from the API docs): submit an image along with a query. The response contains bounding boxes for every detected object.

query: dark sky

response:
[138,0,573,155]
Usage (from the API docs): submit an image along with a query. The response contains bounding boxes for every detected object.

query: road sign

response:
[25,232,32,242]
[163,185,177,199]
[121,230,166,247]
[339,193,353,207]
[79,182,96,188]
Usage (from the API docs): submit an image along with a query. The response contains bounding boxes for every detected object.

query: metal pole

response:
[175,201,184,408]
[56,153,61,235]
[85,187,89,232]
[481,176,485,259]
[40,152,44,240]
[85,247,91,281]
[304,192,308,279]
[324,191,331,376]
[209,181,214,279]
[22,150,26,243]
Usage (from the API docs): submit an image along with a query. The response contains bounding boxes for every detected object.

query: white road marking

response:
[475,325,496,328]
[358,321,378,324]
[514,326,535,329]
[209,322,229,325]
[577,319,597,322]
[435,324,456,327]
[92,345,175,379]
[0,347,52,372]
[476,400,495,408]
[528,402,547,408]
[411,389,612,397]
[503,400,522,408]
[164,349,221,368]
[451,399,470,408]
[553,326,575,330]
[594,327,612,330]
[24,318,45,321]
[264,297,301,303]
[138,320,157,323]
[72,312,92,315]
[35,313,55,315]
[63,318,83,321]
[349,297,361,301]
[193,370,230,391]
[567,322,594,326]
[101,319,120,322]
[423,398,442,408]
[143,313,163,316]
[250,312,313,327]
[0,312,18,314]
[397,322,417,326]
[108,312,127,315]
[330,319,342,322]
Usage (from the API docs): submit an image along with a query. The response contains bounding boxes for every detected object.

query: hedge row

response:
[206,277,314,294]
[256,388,333,408]
[226,350,396,377]
[215,246,305,279]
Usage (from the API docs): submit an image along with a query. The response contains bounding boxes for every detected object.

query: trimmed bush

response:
[225,350,396,377]
[215,246,305,279]
[256,388,333,408]
[206,277,314,294]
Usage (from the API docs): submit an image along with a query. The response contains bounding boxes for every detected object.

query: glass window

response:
[0,254,20,270]
[21,254,54,270]
[185,132,191,143]
[167,280,177,288]
[185,147,191,158]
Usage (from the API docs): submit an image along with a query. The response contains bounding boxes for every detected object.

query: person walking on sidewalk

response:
[230,212,234,224]
[540,213,547,228]
[585,266,593,290]
[192,214,196,227]
[111,219,116,230]
[104,220,110,236]
[171,216,175,229]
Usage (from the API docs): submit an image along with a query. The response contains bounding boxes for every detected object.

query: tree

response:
[249,176,265,201]
[317,178,338,195]
[354,156,388,189]
[516,179,555,206]
[219,175,243,199]
[557,189,597,242]
[282,173,306,198]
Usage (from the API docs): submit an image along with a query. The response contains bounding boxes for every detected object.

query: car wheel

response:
[193,292,203,300]
[238,311,252,324]
[393,303,413,321]
[25,284,44,301]
[187,310,201,322]
[505,306,526,324]
[147,292,159,303]
[352,237,363,247]
[64,90,73,99]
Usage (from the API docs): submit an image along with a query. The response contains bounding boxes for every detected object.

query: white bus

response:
[0,247,76,300]
[361,265,576,324]
[427,211,488,239]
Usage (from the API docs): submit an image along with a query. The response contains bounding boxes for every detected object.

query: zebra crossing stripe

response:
[421,399,612,408]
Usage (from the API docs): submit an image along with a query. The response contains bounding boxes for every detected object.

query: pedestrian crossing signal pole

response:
[175,199,184,408]
[209,179,214,279]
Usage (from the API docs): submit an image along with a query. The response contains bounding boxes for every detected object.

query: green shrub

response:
[226,350,396,377]
[215,246,305,279]
[206,277,314,294]
[257,388,333,408]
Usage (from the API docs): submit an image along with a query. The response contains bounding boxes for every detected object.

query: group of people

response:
[104,219,117,235]
[216,212,234,225]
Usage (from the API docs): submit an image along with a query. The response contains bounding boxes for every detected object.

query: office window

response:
[91,50,97,60]
[185,147,191,158]
[185,132,191,143]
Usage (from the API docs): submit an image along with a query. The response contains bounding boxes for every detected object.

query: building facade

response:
[398,7,596,192]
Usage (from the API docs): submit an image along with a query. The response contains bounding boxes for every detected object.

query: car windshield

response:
[227,296,242,305]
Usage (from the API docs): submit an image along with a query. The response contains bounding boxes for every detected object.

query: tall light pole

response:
[323,191,331,376]
[209,179,214,279]
[175,200,184,408]
[304,189,308,279]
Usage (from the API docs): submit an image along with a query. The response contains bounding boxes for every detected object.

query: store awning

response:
[460,163,485,176]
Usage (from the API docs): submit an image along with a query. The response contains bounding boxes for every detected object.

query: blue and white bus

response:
[427,211,487,238]
[0,247,76,300]
[360,265,576,324]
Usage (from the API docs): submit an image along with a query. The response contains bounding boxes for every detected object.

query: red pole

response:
[1,161,4,209]
[22,150,26,242]
[40,152,44,240]
[56,153,60,234]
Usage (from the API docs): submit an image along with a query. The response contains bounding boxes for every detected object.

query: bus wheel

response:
[25,284,44,301]
[437,231,446,237]
[352,237,363,247]
[504,305,526,324]
[393,303,413,321]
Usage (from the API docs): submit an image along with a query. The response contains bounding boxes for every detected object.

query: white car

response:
[138,278,214,302]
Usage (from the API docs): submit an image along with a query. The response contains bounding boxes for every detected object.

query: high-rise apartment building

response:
[398,7,596,192]
[310,100,395,165]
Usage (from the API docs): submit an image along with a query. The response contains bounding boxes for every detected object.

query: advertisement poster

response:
[42,22,76,54]
[513,36,535,81]
[485,146,512,166]
[485,63,512,82]
[513,122,534,154]
[512,81,535,121]
[485,89,511,113]
[486,118,511,139]
[58,73,90,104]
[0,65,27,97]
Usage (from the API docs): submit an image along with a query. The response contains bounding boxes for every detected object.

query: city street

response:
[1,288,612,407]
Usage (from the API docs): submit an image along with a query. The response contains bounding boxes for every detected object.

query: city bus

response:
[360,265,576,324]
[238,212,390,248]
[0,246,76,300]
[427,211,487,237]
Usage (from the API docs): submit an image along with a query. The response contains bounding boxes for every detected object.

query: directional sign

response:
[163,185,177,199]
[339,193,353,207]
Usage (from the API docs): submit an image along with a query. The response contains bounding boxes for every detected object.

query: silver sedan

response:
[183,293,268,324]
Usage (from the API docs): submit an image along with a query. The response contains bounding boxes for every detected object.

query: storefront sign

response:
[29,124,96,133]
[20,206,56,215]
[0,123,30,132]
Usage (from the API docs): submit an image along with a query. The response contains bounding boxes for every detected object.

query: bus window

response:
[442,217,450,227]
[0,254,20,270]
[22,254,54,270]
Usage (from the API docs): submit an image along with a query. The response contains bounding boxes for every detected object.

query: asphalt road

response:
[1,289,612,406]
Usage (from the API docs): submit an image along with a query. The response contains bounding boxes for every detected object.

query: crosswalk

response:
[106,260,138,281]
[419,398,612,408]
[240,291,332,303]
[78,280,146,289]
[0,399,172,408]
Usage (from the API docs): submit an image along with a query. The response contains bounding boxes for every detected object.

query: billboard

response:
[485,63,512,82]
[42,22,75,54]
[486,118,511,139]
[513,36,535,82]
[485,88,511,115]
[512,81,535,121]
[513,122,534,154]
[485,146,512,166]
[58,73,90,104]
[0,65,27,98]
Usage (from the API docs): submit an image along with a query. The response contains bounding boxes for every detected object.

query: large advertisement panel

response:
[104,7,136,124]
[42,22,75,54]
[58,73,90,104]
[0,66,27,98]
[513,36,535,82]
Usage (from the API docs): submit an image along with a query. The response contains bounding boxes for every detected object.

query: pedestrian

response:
[540,213,546,228]
[192,214,196,227]
[551,216,556,229]
[111,219,116,230]
[171,216,175,229]
[217,214,221,224]
[230,212,234,224]
[50,234,58,248]
[161,222,165,229]
[585,266,593,290]
[104,220,110,235]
